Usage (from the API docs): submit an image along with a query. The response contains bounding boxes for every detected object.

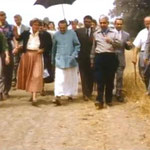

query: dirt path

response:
[0,85,150,150]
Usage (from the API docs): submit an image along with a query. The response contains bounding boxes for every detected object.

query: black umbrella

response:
[34,0,76,18]
[34,0,75,8]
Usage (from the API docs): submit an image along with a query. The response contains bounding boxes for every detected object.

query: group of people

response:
[0,10,150,109]
[0,11,55,106]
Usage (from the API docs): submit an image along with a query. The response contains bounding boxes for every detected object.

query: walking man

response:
[114,18,132,102]
[0,11,14,99]
[52,20,80,105]
[92,15,120,109]
[0,32,10,100]
[12,14,29,88]
[132,16,150,95]
[75,15,94,100]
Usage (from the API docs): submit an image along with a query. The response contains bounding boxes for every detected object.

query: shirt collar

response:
[30,30,39,36]
[97,28,113,34]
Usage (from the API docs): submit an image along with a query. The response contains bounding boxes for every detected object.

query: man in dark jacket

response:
[75,15,94,100]
[114,18,132,102]
[0,32,10,100]
[0,11,14,99]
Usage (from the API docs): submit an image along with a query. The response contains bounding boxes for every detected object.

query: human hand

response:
[144,59,149,65]
[12,47,19,55]
[5,56,10,65]
[126,41,133,47]
[105,36,112,44]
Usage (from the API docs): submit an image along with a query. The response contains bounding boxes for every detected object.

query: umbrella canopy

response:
[34,0,76,8]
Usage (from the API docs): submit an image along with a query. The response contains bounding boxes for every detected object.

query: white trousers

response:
[54,67,78,97]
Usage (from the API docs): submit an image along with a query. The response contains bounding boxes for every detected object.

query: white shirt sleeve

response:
[133,31,142,49]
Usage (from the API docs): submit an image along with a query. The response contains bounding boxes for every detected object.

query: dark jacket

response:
[75,27,93,61]
[0,32,8,53]
[17,30,52,53]
[0,22,14,51]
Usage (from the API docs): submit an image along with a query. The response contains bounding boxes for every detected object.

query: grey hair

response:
[99,15,109,22]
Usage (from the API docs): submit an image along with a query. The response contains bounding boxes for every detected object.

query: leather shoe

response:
[32,101,39,107]
[3,93,9,99]
[29,97,33,102]
[95,101,103,109]
[106,102,113,106]
[116,96,124,102]
[53,96,61,106]
[40,90,46,96]
[68,96,73,101]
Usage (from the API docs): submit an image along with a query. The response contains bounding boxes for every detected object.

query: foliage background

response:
[110,0,150,37]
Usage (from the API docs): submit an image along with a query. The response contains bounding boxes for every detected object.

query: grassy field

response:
[124,50,150,116]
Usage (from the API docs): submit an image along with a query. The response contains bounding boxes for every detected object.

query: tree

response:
[110,0,150,37]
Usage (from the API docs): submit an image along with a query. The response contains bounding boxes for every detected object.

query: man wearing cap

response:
[0,11,14,98]
[91,15,120,109]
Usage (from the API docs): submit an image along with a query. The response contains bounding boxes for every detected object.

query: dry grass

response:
[124,50,150,116]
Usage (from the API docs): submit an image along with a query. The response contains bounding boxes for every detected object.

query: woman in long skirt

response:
[13,18,50,106]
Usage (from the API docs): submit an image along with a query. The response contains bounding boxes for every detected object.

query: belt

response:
[27,49,38,52]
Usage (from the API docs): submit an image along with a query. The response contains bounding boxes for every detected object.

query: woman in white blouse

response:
[13,18,47,106]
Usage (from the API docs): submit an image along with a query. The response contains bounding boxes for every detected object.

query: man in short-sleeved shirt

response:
[132,16,150,94]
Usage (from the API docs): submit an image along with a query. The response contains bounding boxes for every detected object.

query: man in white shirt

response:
[132,16,150,94]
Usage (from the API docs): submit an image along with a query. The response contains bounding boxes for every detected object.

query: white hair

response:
[99,15,109,22]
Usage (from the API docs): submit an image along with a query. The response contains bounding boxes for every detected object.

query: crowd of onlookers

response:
[0,10,150,109]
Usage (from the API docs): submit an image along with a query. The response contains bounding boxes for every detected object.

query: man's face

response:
[14,17,22,26]
[71,22,77,30]
[0,14,6,25]
[144,17,150,29]
[59,23,67,34]
[91,22,96,29]
[115,19,123,31]
[99,18,109,30]
[84,18,92,28]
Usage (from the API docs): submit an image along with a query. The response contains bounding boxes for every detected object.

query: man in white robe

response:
[52,20,80,105]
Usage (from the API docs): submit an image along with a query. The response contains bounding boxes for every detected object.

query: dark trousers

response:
[12,52,21,84]
[115,66,125,96]
[94,53,118,103]
[43,54,54,83]
[79,58,93,97]
[0,53,4,93]
[3,52,14,95]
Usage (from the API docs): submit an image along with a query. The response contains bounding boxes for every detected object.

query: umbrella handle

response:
[61,4,66,19]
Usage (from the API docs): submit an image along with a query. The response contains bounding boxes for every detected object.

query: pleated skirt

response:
[17,50,43,92]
